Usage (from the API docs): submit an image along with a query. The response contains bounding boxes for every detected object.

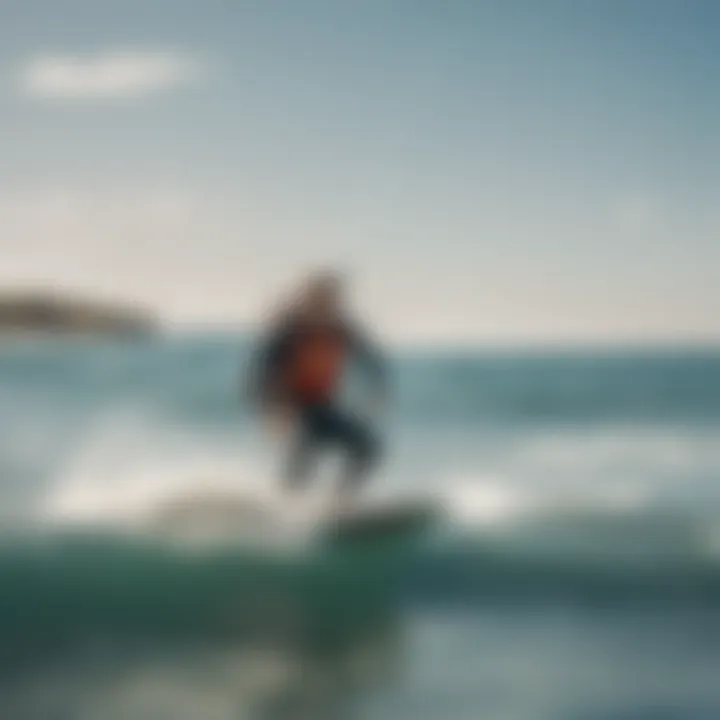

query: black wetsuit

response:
[247,313,387,491]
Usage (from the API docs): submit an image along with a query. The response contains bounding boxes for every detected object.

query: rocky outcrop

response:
[0,292,157,337]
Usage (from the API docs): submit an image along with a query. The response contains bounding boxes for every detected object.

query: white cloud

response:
[20,51,200,101]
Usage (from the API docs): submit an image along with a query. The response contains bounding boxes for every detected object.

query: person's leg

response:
[282,407,321,491]
[323,406,382,497]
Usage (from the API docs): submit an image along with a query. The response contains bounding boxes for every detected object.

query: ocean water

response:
[1,334,720,719]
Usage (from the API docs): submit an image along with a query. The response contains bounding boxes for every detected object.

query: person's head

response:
[298,269,346,321]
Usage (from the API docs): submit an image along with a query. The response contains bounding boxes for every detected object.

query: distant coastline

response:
[0,291,157,338]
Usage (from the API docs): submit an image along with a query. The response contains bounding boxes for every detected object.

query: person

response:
[246,271,388,506]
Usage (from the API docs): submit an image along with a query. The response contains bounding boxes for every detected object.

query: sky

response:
[0,0,718,345]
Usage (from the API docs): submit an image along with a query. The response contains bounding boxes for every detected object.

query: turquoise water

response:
[1,335,720,719]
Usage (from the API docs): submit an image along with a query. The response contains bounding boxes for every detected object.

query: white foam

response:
[445,477,533,528]
[510,426,720,481]
[37,405,332,547]
[442,471,652,535]
[433,423,720,536]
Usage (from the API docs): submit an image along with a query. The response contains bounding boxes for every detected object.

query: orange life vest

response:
[287,330,348,403]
